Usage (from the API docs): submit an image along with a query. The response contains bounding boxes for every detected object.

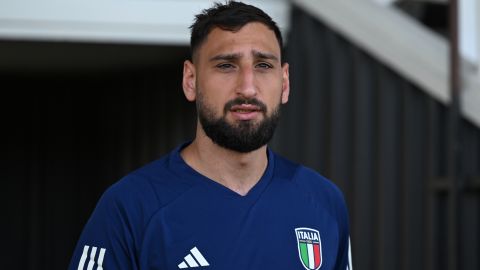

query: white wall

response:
[0,0,290,45]
[295,0,480,127]
[460,0,478,65]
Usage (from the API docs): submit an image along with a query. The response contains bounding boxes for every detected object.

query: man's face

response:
[183,22,290,152]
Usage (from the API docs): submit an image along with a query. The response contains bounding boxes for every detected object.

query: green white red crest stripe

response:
[295,227,322,270]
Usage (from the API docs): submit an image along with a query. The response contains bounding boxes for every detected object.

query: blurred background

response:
[1,0,479,269]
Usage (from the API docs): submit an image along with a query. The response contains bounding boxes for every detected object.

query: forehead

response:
[196,22,281,61]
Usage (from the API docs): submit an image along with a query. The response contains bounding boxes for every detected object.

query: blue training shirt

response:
[69,144,352,270]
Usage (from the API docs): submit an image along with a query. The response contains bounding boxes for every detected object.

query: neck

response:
[180,126,269,196]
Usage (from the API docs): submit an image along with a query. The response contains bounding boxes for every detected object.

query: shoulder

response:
[98,153,195,227]
[69,151,196,269]
[273,152,348,215]
[295,165,344,201]
[273,153,341,196]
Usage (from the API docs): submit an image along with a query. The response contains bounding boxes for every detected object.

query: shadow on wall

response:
[1,41,195,270]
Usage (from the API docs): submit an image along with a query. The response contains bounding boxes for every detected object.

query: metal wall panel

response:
[271,6,480,270]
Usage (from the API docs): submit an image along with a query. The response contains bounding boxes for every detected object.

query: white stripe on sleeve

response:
[96,248,106,270]
[77,245,89,270]
[348,237,353,270]
[86,246,97,270]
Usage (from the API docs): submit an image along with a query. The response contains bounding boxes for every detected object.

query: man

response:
[69,1,352,270]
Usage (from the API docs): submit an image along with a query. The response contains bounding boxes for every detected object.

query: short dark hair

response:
[189,1,284,62]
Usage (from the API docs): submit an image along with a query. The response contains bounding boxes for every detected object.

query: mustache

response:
[223,98,267,114]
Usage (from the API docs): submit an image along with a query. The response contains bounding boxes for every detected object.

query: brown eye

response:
[216,63,235,70]
[256,62,273,69]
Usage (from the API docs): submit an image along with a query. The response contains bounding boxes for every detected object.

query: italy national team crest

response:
[295,227,322,270]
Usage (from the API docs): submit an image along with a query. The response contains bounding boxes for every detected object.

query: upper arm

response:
[69,186,139,270]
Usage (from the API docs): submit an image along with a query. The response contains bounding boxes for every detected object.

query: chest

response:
[139,183,340,270]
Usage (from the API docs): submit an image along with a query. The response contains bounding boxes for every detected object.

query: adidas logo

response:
[178,247,210,269]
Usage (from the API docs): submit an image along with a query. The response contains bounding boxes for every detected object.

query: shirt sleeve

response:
[334,192,353,270]
[336,235,353,270]
[68,184,139,270]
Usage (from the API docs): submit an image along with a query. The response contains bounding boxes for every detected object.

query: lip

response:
[229,104,261,121]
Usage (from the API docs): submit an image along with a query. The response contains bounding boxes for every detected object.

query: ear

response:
[281,63,290,104]
[182,60,197,102]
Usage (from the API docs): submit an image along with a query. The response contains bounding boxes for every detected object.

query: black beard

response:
[197,96,280,153]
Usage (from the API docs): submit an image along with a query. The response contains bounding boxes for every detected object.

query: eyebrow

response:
[252,50,279,62]
[209,53,242,62]
[209,50,279,62]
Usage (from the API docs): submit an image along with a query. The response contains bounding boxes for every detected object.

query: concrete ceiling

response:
[0,39,190,74]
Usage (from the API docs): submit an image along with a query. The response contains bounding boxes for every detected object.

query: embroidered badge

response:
[295,227,322,270]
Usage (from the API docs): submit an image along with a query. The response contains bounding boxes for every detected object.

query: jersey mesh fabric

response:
[69,143,351,270]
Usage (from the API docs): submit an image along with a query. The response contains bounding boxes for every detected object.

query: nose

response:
[236,67,257,98]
